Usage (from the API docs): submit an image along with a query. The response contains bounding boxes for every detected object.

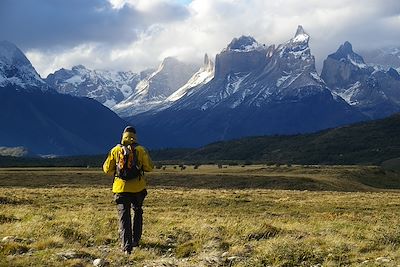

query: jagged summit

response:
[292,25,310,44]
[295,25,306,36]
[276,25,314,69]
[46,65,140,108]
[203,53,214,72]
[225,36,263,52]
[329,41,365,66]
[335,41,354,58]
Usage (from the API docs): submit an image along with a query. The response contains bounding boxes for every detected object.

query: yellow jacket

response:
[103,132,154,193]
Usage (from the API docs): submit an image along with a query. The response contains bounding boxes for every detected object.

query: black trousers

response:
[114,189,147,252]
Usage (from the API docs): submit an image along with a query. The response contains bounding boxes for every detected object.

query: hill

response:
[153,112,400,165]
[1,113,399,167]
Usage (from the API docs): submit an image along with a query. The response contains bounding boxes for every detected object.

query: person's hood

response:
[121,132,137,145]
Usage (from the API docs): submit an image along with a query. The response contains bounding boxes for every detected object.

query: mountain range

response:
[1,25,400,154]
[0,41,127,156]
[125,26,370,148]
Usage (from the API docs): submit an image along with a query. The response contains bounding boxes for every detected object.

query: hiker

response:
[103,126,154,254]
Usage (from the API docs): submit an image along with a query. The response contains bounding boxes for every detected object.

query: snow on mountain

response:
[129,26,366,148]
[0,40,47,90]
[113,57,199,117]
[167,54,214,102]
[223,36,265,52]
[172,25,337,111]
[321,42,400,119]
[46,65,140,108]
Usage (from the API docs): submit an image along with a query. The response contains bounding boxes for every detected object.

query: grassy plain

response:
[0,165,400,266]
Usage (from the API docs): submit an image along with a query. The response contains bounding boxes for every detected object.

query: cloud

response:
[0,0,189,49]
[2,0,399,76]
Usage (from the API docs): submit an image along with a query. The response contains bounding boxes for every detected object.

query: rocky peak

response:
[329,41,366,67]
[203,53,214,72]
[274,26,315,74]
[215,36,267,78]
[278,25,312,55]
[226,36,262,52]
[339,41,353,55]
[321,41,370,89]
[292,25,310,44]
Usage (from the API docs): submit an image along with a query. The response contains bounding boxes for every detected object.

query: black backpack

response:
[116,144,142,180]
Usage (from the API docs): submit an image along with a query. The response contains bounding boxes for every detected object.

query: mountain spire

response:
[295,25,306,37]
[337,41,354,56]
[292,25,309,43]
[329,41,366,66]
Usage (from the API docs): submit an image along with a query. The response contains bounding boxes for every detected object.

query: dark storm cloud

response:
[0,0,189,50]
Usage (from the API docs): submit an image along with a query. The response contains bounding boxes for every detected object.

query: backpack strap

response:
[132,143,145,178]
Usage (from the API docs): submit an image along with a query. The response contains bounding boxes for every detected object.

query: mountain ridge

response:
[151,112,400,165]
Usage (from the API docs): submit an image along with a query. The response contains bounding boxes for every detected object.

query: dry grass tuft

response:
[246,223,281,241]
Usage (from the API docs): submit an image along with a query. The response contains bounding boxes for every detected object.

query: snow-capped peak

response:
[225,36,264,52]
[330,41,367,68]
[0,40,47,90]
[277,26,313,63]
[292,25,309,44]
[46,65,140,107]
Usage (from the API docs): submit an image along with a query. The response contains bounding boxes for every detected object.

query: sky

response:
[0,0,399,77]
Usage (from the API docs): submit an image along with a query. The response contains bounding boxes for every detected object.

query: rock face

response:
[129,26,366,148]
[214,36,267,78]
[321,42,400,119]
[0,41,128,156]
[113,57,199,117]
[46,65,141,108]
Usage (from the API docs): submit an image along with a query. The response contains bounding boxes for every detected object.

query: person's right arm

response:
[103,147,116,176]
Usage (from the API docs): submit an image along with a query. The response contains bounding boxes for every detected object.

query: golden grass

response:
[0,166,399,266]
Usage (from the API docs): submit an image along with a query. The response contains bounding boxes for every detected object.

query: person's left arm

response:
[138,146,154,172]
